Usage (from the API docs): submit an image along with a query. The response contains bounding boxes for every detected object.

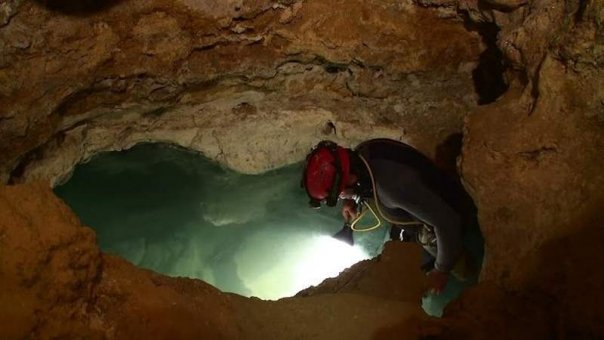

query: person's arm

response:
[372,160,463,272]
[402,191,462,273]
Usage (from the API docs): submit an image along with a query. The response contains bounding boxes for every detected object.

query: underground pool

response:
[54,143,390,300]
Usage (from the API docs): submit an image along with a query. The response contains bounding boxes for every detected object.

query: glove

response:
[426,268,449,295]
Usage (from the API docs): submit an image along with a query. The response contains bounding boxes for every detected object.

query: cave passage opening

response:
[54,143,389,300]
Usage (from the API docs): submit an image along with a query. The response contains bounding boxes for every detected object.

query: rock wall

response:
[421,0,604,338]
[0,181,238,338]
[0,182,427,339]
[0,0,482,185]
[1,0,603,338]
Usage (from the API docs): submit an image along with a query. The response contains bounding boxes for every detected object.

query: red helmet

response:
[302,141,350,208]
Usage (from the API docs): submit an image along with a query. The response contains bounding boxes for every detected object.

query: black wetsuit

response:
[354,139,474,272]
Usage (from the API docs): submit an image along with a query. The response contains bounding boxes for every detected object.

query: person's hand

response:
[341,199,358,222]
[426,269,449,295]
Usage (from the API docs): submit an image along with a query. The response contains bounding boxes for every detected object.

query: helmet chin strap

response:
[324,165,343,207]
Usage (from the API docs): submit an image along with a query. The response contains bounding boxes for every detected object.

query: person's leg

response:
[389,224,436,272]
[450,247,477,281]
[420,249,436,273]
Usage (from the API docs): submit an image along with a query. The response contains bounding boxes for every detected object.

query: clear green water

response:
[54,143,388,300]
[54,142,482,314]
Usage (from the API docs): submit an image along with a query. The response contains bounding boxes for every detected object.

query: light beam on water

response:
[54,143,385,300]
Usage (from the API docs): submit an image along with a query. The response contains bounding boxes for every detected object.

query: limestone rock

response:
[0,0,20,27]
[0,0,483,183]
[453,1,604,336]
[483,0,527,10]
[0,181,102,338]
[0,182,427,339]
[1,0,604,337]
[297,242,426,302]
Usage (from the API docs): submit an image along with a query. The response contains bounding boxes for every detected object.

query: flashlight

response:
[332,222,354,246]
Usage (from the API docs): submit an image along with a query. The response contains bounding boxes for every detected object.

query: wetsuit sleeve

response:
[371,159,463,273]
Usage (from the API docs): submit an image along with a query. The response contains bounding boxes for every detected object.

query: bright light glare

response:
[239,232,370,300]
[291,236,370,294]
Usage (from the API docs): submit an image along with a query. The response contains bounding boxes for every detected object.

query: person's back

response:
[355,138,475,223]
[350,140,462,273]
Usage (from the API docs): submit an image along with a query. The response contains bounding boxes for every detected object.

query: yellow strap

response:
[349,154,425,232]
[350,201,381,232]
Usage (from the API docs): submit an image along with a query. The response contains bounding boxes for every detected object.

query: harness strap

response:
[350,154,425,232]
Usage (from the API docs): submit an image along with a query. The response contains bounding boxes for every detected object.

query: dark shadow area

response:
[421,133,484,316]
[525,203,604,338]
[33,0,121,16]
[433,132,479,226]
[8,143,48,185]
[462,5,509,105]
[434,133,463,178]
[431,203,604,338]
[372,317,423,340]
[574,0,589,22]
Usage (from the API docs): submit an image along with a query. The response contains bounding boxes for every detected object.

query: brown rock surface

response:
[422,283,555,339]
[0,182,428,339]
[296,241,426,302]
[1,0,604,338]
[0,0,482,184]
[0,182,238,339]
[0,182,102,338]
[445,0,604,338]
[378,0,604,337]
